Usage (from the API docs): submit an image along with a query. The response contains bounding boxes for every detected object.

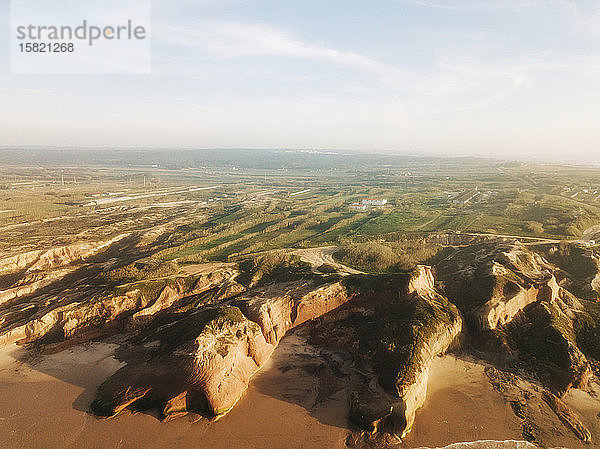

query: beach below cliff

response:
[400,355,523,448]
[0,336,349,449]
[0,336,597,449]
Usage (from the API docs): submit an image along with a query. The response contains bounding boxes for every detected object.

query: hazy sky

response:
[1,0,600,162]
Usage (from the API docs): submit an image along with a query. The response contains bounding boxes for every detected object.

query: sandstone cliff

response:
[191,306,274,415]
[436,241,597,397]
[240,280,349,345]
[0,234,129,275]
[310,268,462,438]
[89,278,351,419]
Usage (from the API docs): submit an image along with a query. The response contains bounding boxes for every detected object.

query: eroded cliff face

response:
[0,264,242,347]
[392,295,463,438]
[0,268,74,307]
[191,306,274,415]
[435,242,558,329]
[0,235,134,309]
[240,281,349,345]
[4,240,600,445]
[436,241,597,398]
[88,278,351,420]
[91,306,275,419]
[309,267,463,439]
[132,266,241,323]
[0,289,144,347]
[0,234,130,275]
[407,265,435,294]
[474,269,561,330]
[508,295,593,395]
[193,280,350,415]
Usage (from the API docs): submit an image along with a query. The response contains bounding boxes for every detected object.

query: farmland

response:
[2,150,600,264]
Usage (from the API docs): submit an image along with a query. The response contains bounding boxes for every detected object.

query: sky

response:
[1,0,600,162]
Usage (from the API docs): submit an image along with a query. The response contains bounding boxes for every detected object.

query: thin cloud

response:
[402,0,540,11]
[156,21,395,75]
[154,20,572,112]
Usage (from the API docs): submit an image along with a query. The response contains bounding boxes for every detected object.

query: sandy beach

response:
[401,356,524,448]
[1,337,597,449]
[0,337,349,449]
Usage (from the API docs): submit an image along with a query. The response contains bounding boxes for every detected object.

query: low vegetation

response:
[337,239,444,273]
[236,252,313,287]
[100,260,180,285]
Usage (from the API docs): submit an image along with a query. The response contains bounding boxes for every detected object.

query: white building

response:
[362,198,387,206]
[350,202,367,211]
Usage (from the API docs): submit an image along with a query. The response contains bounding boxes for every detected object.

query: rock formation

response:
[309,267,462,438]
[191,306,274,415]
[87,277,352,419]
[2,239,599,445]
[240,280,348,345]
[436,241,597,397]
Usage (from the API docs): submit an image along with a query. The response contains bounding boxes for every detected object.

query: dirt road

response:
[294,246,363,276]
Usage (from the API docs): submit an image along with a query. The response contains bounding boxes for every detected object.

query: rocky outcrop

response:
[91,357,189,418]
[311,270,462,439]
[435,242,565,330]
[0,268,73,307]
[0,234,133,311]
[240,281,348,345]
[91,306,274,418]
[173,282,349,416]
[0,249,42,275]
[132,266,240,323]
[345,292,462,438]
[191,281,349,415]
[191,306,274,415]
[390,366,430,438]
[27,234,129,272]
[0,265,245,347]
[349,383,394,433]
[509,298,593,395]
[295,282,348,328]
[90,279,352,420]
[0,289,144,347]
[409,324,461,435]
[0,303,75,347]
[407,265,435,294]
[161,391,190,421]
[363,266,464,438]
[0,234,129,275]
[432,241,599,400]
[542,391,592,442]
[474,270,562,330]
[132,285,181,322]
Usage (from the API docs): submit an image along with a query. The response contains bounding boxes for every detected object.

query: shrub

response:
[337,242,398,272]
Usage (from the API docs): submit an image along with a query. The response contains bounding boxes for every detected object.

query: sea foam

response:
[415,440,544,449]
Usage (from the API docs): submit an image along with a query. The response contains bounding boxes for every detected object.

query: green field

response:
[2,152,600,263]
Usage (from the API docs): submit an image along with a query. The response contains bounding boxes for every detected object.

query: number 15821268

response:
[19,42,74,52]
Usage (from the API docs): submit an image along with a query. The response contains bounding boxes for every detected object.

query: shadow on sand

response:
[8,324,353,432]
